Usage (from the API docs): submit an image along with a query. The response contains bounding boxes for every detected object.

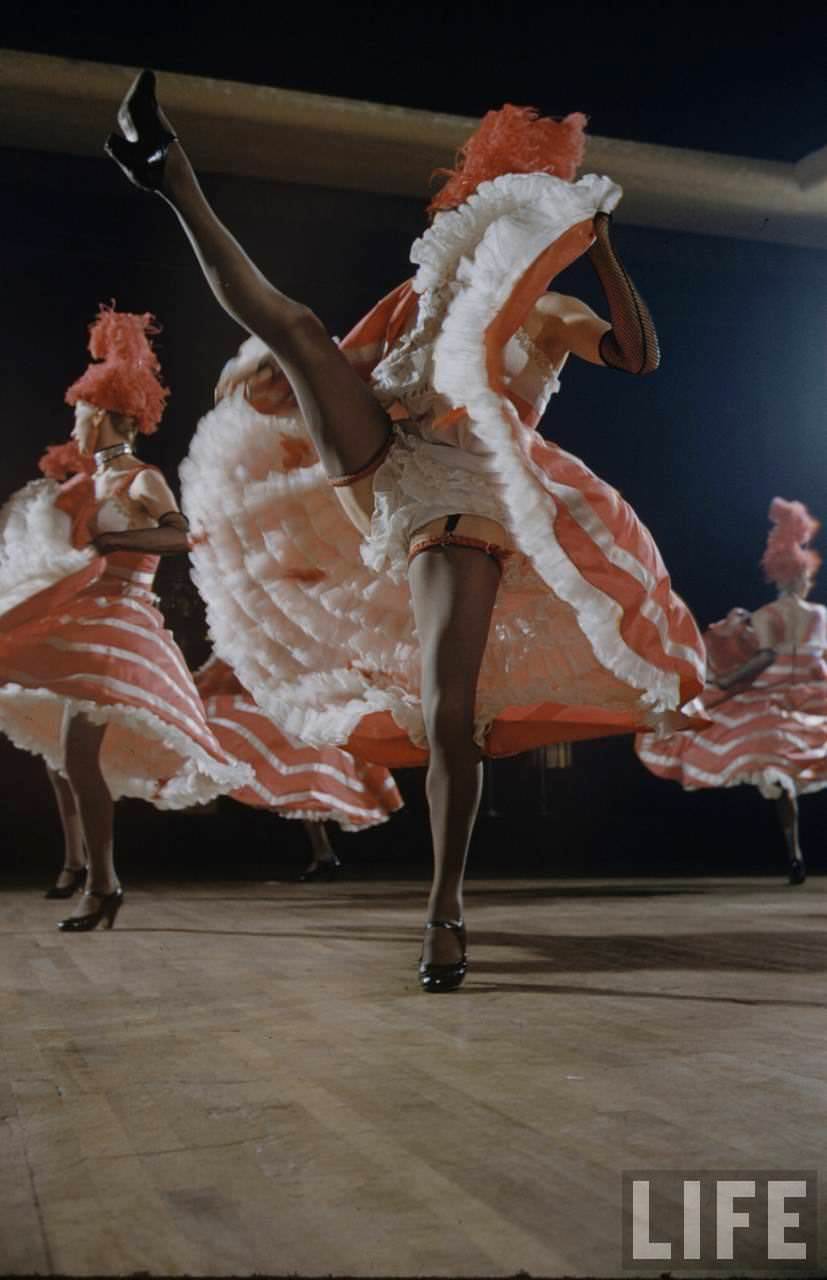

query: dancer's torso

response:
[388,300,566,457]
[751,597,827,654]
[57,464,161,593]
[750,597,827,685]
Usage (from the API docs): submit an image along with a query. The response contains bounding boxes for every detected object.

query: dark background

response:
[3,2,827,883]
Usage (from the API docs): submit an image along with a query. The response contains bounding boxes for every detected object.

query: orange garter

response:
[407,532,512,570]
[328,435,393,488]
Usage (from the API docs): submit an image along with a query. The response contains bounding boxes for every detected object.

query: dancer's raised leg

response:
[107,72,391,487]
[408,544,502,985]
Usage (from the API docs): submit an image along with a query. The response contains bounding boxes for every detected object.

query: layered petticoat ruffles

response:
[637,602,827,799]
[181,171,706,767]
[0,478,252,807]
[195,656,403,830]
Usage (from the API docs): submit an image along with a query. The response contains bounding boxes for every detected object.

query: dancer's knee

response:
[271,302,328,353]
[423,687,478,759]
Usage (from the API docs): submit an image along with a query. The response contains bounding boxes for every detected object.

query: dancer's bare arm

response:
[712,649,776,691]
[532,293,609,366]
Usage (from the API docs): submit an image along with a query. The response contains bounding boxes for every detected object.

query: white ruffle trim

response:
[181,389,427,750]
[370,173,621,417]
[0,681,253,809]
[0,480,95,617]
[181,170,702,754]
[363,430,509,581]
[423,173,691,714]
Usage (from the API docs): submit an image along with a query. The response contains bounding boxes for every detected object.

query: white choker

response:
[94,442,134,469]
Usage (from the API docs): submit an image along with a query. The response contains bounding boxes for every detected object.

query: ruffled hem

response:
[0,680,253,809]
[0,479,95,617]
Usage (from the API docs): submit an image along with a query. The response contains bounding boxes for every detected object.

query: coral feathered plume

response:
[761,497,821,589]
[64,304,169,434]
[428,104,588,215]
[37,440,94,481]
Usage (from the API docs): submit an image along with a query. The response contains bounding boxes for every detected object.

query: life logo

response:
[622,1171,818,1271]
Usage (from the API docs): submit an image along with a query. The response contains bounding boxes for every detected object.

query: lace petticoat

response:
[361,424,512,581]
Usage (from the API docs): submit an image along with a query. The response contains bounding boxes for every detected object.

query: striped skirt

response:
[0,552,251,807]
[196,657,403,830]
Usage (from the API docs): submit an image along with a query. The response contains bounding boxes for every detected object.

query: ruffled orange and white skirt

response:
[181,171,706,767]
[0,508,251,808]
[636,653,827,800]
[196,656,402,829]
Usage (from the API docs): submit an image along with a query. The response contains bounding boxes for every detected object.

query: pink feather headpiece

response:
[761,497,821,589]
[428,104,588,216]
[64,304,169,434]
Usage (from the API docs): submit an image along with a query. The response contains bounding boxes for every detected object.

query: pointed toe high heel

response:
[44,866,87,900]
[788,857,807,886]
[58,887,124,932]
[105,69,176,191]
[298,853,342,883]
[418,920,467,993]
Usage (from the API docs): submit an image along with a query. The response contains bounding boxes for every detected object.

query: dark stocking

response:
[408,545,501,965]
[303,820,336,865]
[157,134,391,479]
[63,715,118,916]
[775,791,805,883]
[45,764,86,881]
[588,213,660,374]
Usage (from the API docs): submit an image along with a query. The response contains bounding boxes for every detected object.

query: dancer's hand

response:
[215,354,291,414]
[92,532,117,555]
[215,348,273,399]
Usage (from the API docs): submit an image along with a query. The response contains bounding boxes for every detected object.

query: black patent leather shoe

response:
[105,69,176,191]
[58,887,124,932]
[298,854,342,883]
[788,857,807,886]
[44,866,87,900]
[418,920,467,993]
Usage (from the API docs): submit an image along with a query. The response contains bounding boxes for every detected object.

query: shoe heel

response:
[103,891,124,929]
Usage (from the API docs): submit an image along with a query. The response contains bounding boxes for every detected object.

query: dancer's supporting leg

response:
[408,544,502,968]
[300,821,341,882]
[60,715,123,927]
[44,765,87,897]
[776,791,806,884]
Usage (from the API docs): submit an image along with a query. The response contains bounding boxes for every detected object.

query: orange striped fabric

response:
[196,657,403,830]
[637,600,827,798]
[0,475,249,807]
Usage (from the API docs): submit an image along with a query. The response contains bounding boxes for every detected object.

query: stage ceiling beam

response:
[2,49,827,250]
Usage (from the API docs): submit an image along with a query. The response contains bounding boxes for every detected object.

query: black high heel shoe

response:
[44,866,87,900]
[788,857,807,886]
[418,920,467,993]
[105,69,177,192]
[58,887,124,932]
[298,853,342,883]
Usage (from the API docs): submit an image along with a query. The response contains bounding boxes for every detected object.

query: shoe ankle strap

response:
[424,919,465,933]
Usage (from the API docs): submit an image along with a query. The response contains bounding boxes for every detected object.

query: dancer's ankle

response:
[85,875,120,897]
[426,890,464,925]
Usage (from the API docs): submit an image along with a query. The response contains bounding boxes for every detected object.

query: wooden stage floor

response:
[1,875,825,1277]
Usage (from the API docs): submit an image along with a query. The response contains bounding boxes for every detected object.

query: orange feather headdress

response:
[761,497,821,589]
[64,304,169,435]
[428,104,588,216]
